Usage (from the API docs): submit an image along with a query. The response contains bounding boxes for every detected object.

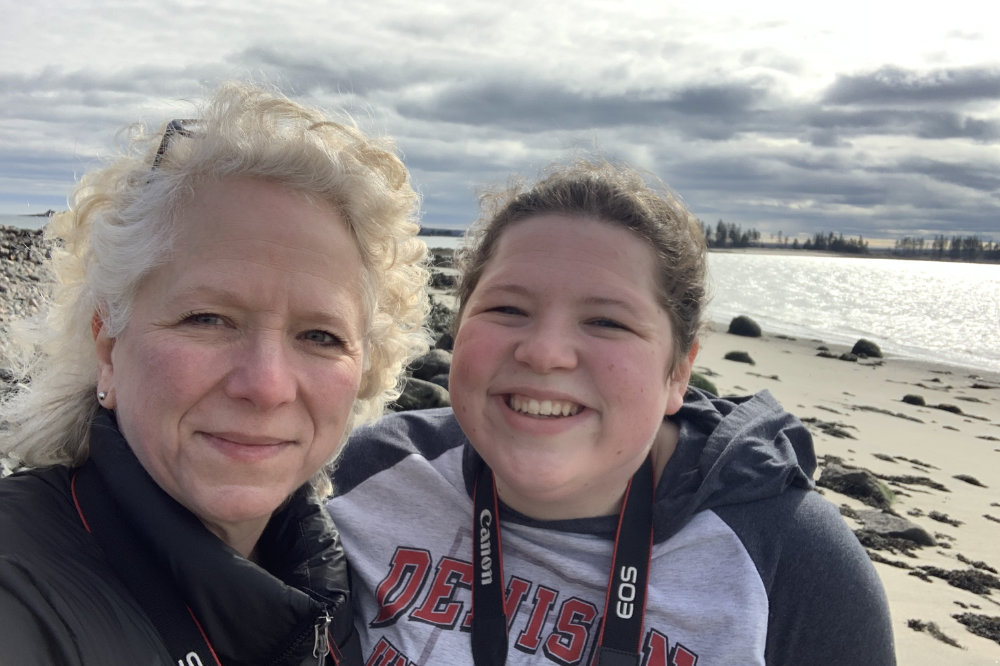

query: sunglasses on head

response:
[151,119,199,170]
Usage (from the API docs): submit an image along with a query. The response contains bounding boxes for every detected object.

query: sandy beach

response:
[696,322,1000,664]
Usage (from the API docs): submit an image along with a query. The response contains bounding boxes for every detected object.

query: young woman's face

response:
[95,177,366,552]
[449,214,692,520]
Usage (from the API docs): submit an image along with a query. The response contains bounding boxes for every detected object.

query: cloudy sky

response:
[2,0,998,240]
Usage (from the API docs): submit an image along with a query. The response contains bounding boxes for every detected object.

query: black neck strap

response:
[71,464,222,666]
[471,457,655,666]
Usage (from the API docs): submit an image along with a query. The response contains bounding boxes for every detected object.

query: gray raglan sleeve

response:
[714,489,896,666]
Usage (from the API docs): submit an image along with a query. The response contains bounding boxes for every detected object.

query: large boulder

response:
[724,351,755,365]
[426,373,450,390]
[688,372,718,396]
[429,272,456,289]
[727,315,762,337]
[434,331,454,351]
[428,251,455,268]
[427,300,456,349]
[856,510,936,547]
[392,377,451,412]
[818,463,894,510]
[851,338,882,358]
[408,349,453,382]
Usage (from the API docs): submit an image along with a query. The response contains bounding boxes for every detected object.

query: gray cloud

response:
[1,4,999,242]
[801,107,1000,142]
[824,65,1000,105]
[235,47,410,97]
[395,78,774,139]
[878,157,1000,193]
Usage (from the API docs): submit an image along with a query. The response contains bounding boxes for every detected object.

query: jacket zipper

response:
[313,610,332,665]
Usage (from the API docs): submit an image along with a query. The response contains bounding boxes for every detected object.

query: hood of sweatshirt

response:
[651,388,815,543]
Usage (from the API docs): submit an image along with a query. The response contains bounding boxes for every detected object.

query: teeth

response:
[509,394,582,417]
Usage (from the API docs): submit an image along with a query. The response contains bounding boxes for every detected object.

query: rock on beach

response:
[1,226,53,369]
[0,225,51,325]
[1,225,53,471]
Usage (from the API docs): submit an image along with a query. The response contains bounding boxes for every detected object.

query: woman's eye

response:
[488,305,525,316]
[588,318,629,331]
[181,312,225,326]
[302,329,345,347]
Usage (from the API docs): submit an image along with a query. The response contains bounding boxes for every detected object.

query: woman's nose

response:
[224,333,298,408]
[512,319,578,373]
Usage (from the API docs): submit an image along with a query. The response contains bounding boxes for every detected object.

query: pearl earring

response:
[98,391,107,401]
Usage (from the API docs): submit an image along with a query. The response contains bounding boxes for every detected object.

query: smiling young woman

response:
[327,159,896,666]
[449,213,692,521]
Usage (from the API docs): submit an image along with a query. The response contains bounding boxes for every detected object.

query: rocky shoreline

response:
[1,225,53,393]
[1,226,51,474]
[0,226,52,334]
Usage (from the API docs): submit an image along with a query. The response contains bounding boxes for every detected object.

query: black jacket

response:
[0,409,361,665]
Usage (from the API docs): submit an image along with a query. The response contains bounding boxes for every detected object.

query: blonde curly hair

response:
[0,82,430,495]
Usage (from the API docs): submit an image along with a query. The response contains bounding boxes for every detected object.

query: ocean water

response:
[426,235,999,373]
[0,212,51,231]
[3,219,996,373]
[705,252,999,374]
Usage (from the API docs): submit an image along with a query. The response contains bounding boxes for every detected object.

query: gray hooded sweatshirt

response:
[327,389,895,665]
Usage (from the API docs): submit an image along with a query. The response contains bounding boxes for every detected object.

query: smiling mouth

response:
[205,432,291,447]
[507,394,582,417]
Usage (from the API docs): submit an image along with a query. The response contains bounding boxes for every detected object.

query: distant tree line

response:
[893,235,1000,263]
[701,220,761,248]
[697,220,996,263]
[700,221,870,255]
[418,226,464,237]
[802,231,869,254]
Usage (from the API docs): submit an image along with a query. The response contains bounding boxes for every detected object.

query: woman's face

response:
[449,214,693,520]
[95,177,365,552]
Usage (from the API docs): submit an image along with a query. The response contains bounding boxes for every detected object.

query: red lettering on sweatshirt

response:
[543,597,599,665]
[670,643,698,666]
[642,629,699,666]
[369,550,701,666]
[366,637,415,666]
[410,556,471,628]
[371,548,431,627]
[514,585,559,653]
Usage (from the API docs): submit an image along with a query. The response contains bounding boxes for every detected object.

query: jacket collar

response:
[83,408,351,664]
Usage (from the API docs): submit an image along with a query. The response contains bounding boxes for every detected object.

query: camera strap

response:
[471,457,654,666]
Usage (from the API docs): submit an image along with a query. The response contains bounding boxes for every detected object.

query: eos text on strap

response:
[470,457,655,666]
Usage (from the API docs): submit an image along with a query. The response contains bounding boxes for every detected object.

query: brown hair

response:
[455,159,706,371]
